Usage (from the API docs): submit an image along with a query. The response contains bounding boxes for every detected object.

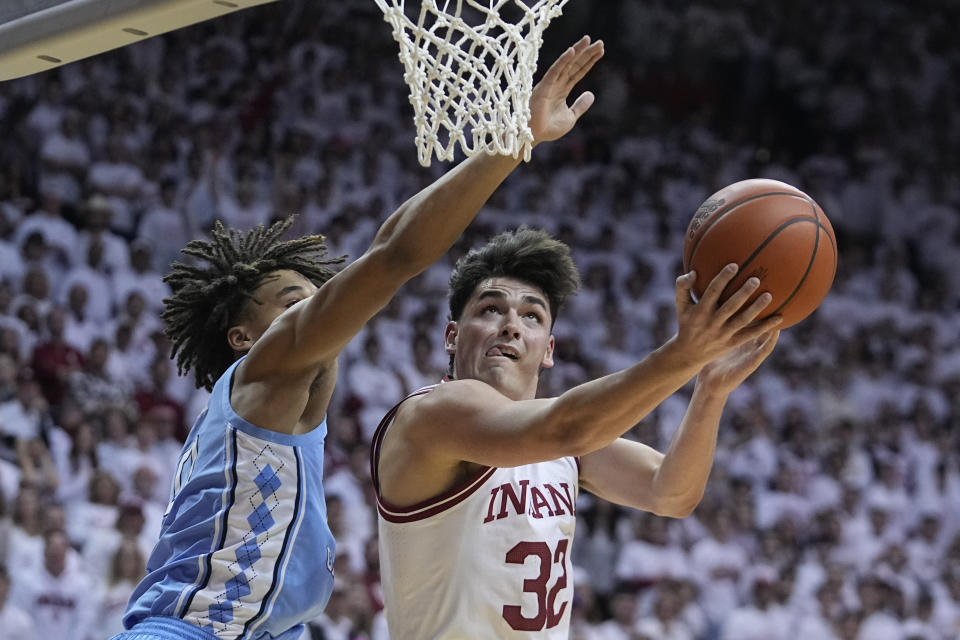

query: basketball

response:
[682,178,837,328]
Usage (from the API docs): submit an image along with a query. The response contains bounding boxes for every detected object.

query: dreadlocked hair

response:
[162,216,345,391]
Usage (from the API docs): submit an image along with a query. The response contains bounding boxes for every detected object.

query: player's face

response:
[446,277,554,400]
[229,269,318,351]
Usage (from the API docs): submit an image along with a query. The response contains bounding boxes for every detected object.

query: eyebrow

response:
[276,285,307,298]
[477,290,548,310]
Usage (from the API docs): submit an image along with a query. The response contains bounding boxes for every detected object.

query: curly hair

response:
[448,226,581,325]
[162,217,344,391]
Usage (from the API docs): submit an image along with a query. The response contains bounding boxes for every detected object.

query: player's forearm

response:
[550,338,708,453]
[648,379,728,516]
[370,152,522,275]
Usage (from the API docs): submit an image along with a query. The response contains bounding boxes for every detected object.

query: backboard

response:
[0,0,279,81]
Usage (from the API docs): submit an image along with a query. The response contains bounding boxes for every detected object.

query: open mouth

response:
[487,346,519,360]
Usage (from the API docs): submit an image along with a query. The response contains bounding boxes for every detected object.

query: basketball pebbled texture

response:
[682,178,838,329]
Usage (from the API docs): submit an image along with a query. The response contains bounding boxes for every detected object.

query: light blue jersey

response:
[120,357,336,640]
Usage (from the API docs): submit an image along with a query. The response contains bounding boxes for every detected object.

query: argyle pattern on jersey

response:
[185,430,300,640]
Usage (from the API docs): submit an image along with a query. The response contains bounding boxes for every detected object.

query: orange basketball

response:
[682,178,837,329]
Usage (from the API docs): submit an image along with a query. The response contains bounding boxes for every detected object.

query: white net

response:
[374,0,570,166]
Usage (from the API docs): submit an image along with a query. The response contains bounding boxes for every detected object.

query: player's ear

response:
[540,335,555,369]
[444,321,459,355]
[227,324,255,353]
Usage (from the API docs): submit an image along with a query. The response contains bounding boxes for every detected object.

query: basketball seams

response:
[763,197,828,319]
[706,217,820,306]
[683,191,813,270]
[767,218,821,318]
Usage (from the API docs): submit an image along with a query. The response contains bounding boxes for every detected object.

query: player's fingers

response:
[742,329,780,371]
[550,37,598,87]
[562,40,604,88]
[735,315,783,345]
[728,291,775,328]
[674,270,697,309]
[717,277,760,317]
[569,35,591,54]
[698,263,738,306]
[760,329,780,353]
[541,43,579,85]
[746,328,780,364]
[569,92,595,120]
[546,37,589,76]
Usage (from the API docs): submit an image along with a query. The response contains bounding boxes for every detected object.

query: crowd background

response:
[0,1,959,639]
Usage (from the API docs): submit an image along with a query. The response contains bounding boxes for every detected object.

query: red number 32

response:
[502,539,570,631]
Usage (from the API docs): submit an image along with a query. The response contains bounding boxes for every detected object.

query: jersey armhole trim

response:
[376,465,497,523]
[371,383,497,524]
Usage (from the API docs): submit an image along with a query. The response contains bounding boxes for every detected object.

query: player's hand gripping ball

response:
[683,178,837,328]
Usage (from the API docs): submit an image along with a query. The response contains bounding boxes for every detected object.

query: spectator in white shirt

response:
[86,137,145,237]
[12,190,77,269]
[25,77,65,139]
[615,514,690,595]
[906,511,947,583]
[216,171,271,230]
[755,464,813,530]
[593,586,639,640]
[689,505,748,631]
[38,110,89,206]
[345,332,405,439]
[855,576,905,640]
[7,484,45,575]
[791,580,844,640]
[395,331,447,395]
[92,537,146,640]
[932,567,960,639]
[58,237,116,322]
[50,419,97,506]
[82,501,152,584]
[10,528,97,640]
[112,241,169,315]
[0,565,35,640]
[61,282,102,353]
[901,590,944,640]
[136,179,192,272]
[636,581,695,640]
[0,372,46,446]
[114,290,163,365]
[74,195,131,277]
[65,470,120,549]
[720,568,790,640]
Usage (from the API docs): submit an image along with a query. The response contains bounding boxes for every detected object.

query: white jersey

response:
[371,385,579,639]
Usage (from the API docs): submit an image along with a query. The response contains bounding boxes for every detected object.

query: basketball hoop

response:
[374,0,571,166]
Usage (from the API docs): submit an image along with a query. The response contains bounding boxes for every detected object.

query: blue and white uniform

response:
[116,357,336,640]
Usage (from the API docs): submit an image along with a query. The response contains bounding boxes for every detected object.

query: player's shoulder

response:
[392,378,498,431]
[405,378,502,411]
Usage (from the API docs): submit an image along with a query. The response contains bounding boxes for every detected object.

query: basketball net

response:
[374,0,570,166]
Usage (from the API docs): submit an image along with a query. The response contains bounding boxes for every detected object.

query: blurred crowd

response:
[0,1,958,639]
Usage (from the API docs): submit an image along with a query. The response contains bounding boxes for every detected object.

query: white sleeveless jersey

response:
[370,385,579,640]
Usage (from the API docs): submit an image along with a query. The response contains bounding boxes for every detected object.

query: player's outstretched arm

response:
[396,267,781,472]
[241,37,604,380]
[578,328,780,518]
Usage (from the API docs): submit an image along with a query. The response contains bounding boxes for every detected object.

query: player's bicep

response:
[579,438,663,512]
[246,248,406,376]
[293,249,408,357]
[401,380,570,468]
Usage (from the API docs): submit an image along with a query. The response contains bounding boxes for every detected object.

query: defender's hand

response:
[529,35,604,145]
